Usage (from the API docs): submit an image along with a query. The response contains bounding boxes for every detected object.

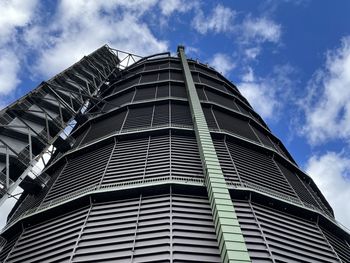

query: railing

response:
[1,176,205,233]
[227,180,350,234]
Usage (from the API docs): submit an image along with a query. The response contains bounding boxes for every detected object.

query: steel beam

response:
[178,45,251,263]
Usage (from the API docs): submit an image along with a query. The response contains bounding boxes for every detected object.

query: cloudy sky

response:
[0,0,350,229]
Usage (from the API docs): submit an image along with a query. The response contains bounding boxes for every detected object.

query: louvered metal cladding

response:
[79,101,193,145]
[3,191,221,263]
[233,199,341,263]
[320,227,350,263]
[1,49,349,263]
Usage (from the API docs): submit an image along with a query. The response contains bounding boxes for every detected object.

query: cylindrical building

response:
[0,46,349,263]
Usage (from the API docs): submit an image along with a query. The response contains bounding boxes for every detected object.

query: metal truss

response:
[0,45,121,207]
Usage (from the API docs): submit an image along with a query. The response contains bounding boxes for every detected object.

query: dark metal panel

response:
[226,140,298,198]
[213,108,259,142]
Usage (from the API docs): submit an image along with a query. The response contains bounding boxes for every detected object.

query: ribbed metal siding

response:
[43,143,114,203]
[218,139,299,198]
[212,108,259,142]
[5,191,220,263]
[233,200,340,263]
[103,132,203,185]
[81,101,193,144]
[82,110,127,143]
[320,227,350,263]
[276,162,323,210]
[5,208,89,263]
[0,234,20,262]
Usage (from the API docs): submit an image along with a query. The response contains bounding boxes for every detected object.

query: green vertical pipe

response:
[177,46,251,263]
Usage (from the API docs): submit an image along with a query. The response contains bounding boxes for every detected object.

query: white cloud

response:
[192,4,236,34]
[241,17,281,44]
[301,36,350,145]
[305,151,350,229]
[159,0,198,16]
[0,0,38,44]
[28,0,168,78]
[209,53,235,76]
[0,0,38,96]
[238,64,294,120]
[0,49,20,95]
[244,47,261,60]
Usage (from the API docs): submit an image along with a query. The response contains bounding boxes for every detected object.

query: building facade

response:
[0,46,349,263]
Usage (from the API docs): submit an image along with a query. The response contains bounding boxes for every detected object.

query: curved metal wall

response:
[1,54,349,262]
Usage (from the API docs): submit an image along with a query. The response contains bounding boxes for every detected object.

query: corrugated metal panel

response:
[170,71,184,81]
[233,200,340,263]
[102,133,203,185]
[204,89,237,110]
[171,102,193,127]
[171,134,203,179]
[203,106,218,129]
[122,106,154,130]
[199,74,227,93]
[82,110,127,143]
[103,90,135,111]
[133,86,156,101]
[251,202,339,263]
[226,141,298,198]
[213,109,259,142]
[68,192,220,262]
[5,208,89,263]
[43,143,114,203]
[251,126,275,149]
[153,103,170,127]
[140,72,158,83]
[103,137,149,184]
[213,139,240,183]
[321,227,350,263]
[233,200,272,262]
[276,162,323,210]
[0,234,20,262]
[113,75,140,94]
[170,83,187,99]
[156,83,170,98]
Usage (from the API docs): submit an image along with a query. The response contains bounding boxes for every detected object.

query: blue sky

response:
[0,0,350,229]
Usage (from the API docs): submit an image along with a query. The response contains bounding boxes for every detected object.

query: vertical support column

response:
[178,46,251,263]
[6,146,10,188]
